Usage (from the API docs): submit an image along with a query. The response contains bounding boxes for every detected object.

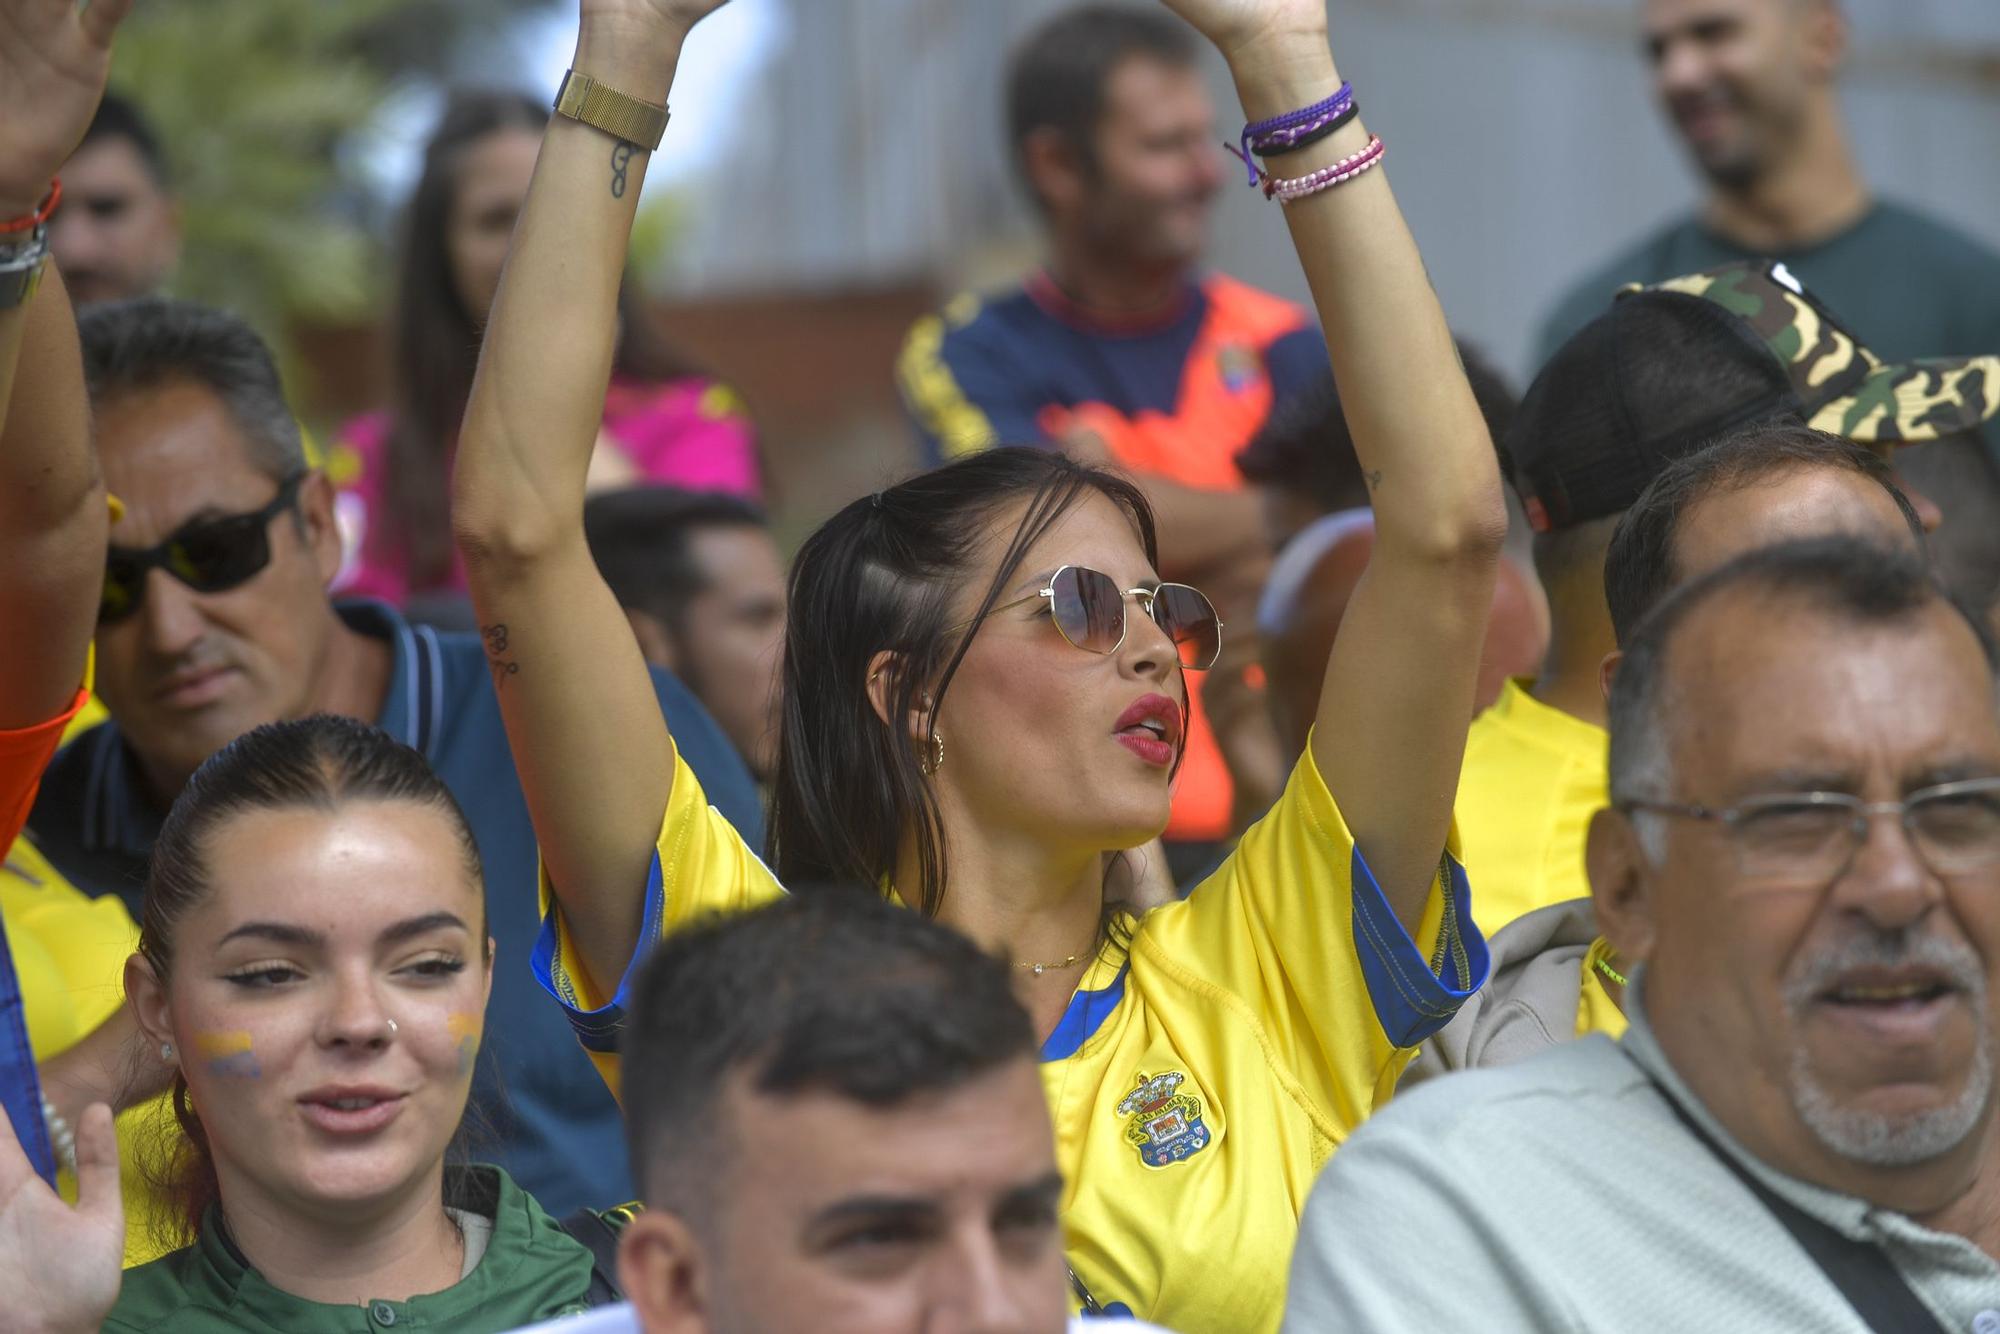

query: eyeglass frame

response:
[951,564,1225,671]
[98,471,309,624]
[1617,775,2000,884]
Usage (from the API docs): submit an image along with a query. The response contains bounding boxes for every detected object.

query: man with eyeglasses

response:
[1289,537,2000,1331]
[22,296,765,1220]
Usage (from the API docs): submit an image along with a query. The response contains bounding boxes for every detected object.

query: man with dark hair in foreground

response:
[508,893,1170,1333]
[1295,539,2000,1328]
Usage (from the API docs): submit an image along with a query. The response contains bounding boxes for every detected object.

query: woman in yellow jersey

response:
[452,0,1505,1328]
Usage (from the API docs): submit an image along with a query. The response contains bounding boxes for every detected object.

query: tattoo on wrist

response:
[609,143,633,199]
[481,623,520,688]
[1365,469,1384,491]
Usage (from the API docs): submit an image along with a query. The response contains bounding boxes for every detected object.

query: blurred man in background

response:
[48,92,180,307]
[896,4,1330,873]
[1537,0,2000,366]
[585,486,787,782]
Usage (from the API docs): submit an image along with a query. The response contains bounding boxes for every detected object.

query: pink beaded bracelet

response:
[1260,135,1386,204]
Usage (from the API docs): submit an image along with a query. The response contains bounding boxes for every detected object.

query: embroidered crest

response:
[1115,1070,1212,1168]
[1216,343,1261,394]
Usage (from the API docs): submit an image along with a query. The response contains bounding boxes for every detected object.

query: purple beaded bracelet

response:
[1236,83,1355,184]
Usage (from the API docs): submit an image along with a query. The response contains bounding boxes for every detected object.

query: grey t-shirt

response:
[1285,980,2000,1332]
[1536,199,2000,370]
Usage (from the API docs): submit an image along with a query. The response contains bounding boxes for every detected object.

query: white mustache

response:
[1783,930,1986,1010]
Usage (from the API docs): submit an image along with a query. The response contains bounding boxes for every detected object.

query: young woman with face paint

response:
[22,715,626,1331]
[451,1,1506,1328]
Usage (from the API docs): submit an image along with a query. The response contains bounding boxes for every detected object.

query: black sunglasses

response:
[98,473,307,625]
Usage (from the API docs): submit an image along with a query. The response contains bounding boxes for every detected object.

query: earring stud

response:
[160,1041,176,1062]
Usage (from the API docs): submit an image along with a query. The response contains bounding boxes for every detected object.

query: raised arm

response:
[0,0,131,730]
[453,0,727,994]
[1163,0,1505,935]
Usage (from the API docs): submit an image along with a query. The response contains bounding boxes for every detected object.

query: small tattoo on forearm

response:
[481,623,520,687]
[1365,469,1384,491]
[609,143,633,199]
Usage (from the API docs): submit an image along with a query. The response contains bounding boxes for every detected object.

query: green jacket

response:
[106,1166,621,1332]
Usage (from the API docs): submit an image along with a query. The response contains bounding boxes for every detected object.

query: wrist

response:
[1225,37,1341,122]
[572,21,688,102]
[0,181,54,223]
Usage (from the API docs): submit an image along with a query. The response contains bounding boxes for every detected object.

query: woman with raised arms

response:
[452,0,1505,1328]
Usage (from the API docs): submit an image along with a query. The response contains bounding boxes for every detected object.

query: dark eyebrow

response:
[379,911,472,945]
[804,1194,940,1236]
[217,921,323,949]
[216,911,470,951]
[997,1171,1065,1211]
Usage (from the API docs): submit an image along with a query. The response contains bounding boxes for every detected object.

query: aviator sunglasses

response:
[98,473,308,625]
[969,564,1224,671]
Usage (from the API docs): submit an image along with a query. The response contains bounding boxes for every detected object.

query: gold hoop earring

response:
[922,731,945,775]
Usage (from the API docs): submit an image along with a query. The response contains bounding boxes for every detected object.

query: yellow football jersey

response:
[1454,678,1609,936]
[534,738,1485,1334]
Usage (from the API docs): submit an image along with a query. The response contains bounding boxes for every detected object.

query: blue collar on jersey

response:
[1040,962,1129,1063]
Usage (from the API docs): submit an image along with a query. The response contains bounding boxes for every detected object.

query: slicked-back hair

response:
[77,296,305,482]
[1006,4,1200,206]
[620,892,1037,1220]
[1604,421,1925,646]
[583,485,768,639]
[769,447,1164,917]
[1607,538,2000,806]
[139,715,487,1247]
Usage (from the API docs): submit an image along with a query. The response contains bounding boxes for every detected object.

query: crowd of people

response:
[3,0,1999,1330]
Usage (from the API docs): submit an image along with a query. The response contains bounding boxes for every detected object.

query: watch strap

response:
[554,70,669,151]
[0,229,48,311]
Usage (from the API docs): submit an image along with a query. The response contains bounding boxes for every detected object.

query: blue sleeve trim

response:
[530,850,669,1055]
[0,913,56,1185]
[1350,848,1490,1049]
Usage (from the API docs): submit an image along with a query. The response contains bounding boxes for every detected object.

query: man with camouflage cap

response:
[1456,258,1998,939]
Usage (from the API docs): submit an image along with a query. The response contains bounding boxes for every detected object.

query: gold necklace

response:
[1018,952,1085,976]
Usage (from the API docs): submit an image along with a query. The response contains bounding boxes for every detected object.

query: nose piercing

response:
[385,1018,398,1038]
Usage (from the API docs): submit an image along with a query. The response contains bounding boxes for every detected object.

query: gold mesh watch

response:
[553,70,670,150]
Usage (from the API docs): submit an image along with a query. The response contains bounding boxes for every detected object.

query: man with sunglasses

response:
[23,296,765,1221]
[1289,538,2000,1331]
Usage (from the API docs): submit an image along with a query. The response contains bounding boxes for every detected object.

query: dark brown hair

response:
[384,90,702,590]
[136,714,485,1246]
[767,448,1165,916]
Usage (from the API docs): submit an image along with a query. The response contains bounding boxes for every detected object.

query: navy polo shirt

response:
[27,600,764,1215]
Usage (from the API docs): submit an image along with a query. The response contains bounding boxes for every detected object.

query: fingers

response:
[77,0,135,48]
[70,1104,123,1229]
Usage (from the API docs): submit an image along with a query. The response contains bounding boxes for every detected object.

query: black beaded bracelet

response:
[1254,101,1360,158]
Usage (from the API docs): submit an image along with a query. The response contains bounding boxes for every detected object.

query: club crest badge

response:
[1115,1070,1212,1168]
[1216,343,1261,394]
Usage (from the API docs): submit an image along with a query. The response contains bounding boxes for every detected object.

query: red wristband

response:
[0,180,61,234]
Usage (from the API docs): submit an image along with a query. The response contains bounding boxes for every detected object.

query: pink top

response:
[328,374,762,605]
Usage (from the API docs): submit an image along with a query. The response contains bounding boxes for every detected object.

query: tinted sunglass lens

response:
[169,519,270,593]
[99,562,140,624]
[1051,567,1126,655]
[1153,584,1221,671]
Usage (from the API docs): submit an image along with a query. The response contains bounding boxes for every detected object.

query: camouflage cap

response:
[1506,259,2000,532]
[1643,261,2000,446]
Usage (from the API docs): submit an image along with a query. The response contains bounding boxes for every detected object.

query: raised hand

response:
[1152,0,1326,63]
[0,1102,123,1334]
[574,0,732,97]
[0,0,136,215]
